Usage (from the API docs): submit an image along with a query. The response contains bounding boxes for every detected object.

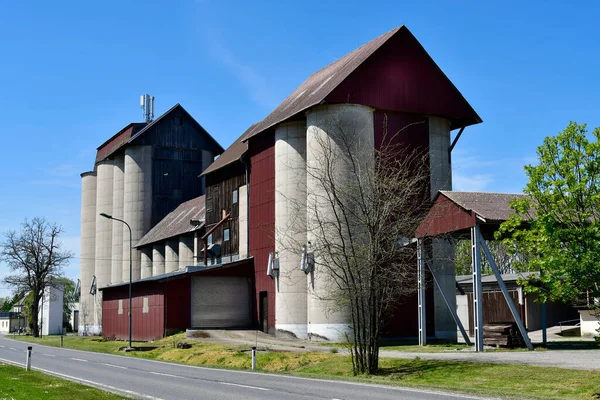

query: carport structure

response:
[415,191,533,351]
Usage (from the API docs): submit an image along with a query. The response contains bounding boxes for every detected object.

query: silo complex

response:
[79,172,97,334]
[274,121,308,339]
[179,236,194,269]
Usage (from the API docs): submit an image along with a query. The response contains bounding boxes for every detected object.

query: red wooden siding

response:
[248,132,276,330]
[165,277,191,334]
[416,194,476,237]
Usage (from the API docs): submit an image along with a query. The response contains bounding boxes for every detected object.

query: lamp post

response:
[99,212,133,349]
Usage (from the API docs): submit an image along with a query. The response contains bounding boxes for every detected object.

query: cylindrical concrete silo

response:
[140,247,152,279]
[94,160,114,329]
[305,104,374,341]
[179,236,194,270]
[428,116,457,341]
[111,155,125,284]
[274,121,308,339]
[123,145,153,281]
[79,172,97,335]
[152,244,165,276]
[165,239,179,273]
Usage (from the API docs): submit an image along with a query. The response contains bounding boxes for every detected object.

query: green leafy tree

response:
[497,122,600,303]
[0,297,11,312]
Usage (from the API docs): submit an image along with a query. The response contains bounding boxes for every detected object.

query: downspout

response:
[241,153,250,259]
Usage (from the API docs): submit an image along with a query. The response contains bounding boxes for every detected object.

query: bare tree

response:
[1,218,72,337]
[279,108,430,374]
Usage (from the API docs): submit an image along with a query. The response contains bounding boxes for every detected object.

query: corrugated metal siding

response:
[326,30,479,130]
[165,277,191,333]
[191,276,252,328]
[102,282,165,341]
[248,132,276,330]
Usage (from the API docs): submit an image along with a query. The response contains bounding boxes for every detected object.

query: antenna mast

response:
[140,94,155,123]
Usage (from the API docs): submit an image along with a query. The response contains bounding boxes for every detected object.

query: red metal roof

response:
[200,124,256,176]
[242,25,481,142]
[95,122,147,164]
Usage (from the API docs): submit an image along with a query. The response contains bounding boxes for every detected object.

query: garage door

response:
[191,276,251,328]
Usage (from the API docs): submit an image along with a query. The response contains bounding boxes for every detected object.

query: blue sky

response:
[0,0,599,297]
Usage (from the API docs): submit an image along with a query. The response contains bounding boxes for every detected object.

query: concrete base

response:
[78,325,102,336]
[579,310,599,337]
[276,324,308,340]
[308,323,353,342]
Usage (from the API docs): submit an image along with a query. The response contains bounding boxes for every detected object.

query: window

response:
[143,297,149,313]
[207,234,213,246]
[118,299,123,315]
[232,188,238,204]
[224,228,230,241]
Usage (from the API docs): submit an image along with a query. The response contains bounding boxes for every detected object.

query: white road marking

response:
[9,348,16,350]
[149,371,181,378]
[70,357,88,362]
[0,345,5,347]
[219,382,270,391]
[43,354,55,357]
[103,363,127,369]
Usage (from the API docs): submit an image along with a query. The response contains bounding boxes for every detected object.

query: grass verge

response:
[12,334,600,400]
[0,362,126,399]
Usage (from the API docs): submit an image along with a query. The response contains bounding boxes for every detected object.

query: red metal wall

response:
[165,277,191,334]
[326,29,478,130]
[248,131,276,330]
[102,282,165,342]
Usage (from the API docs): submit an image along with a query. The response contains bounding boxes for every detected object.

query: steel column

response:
[478,232,534,351]
[417,239,426,346]
[425,260,472,345]
[471,224,484,352]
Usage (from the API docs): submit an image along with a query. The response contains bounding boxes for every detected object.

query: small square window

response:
[224,228,230,241]
[207,234,213,246]
[232,189,238,204]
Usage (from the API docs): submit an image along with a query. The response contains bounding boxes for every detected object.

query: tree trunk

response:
[31,293,40,338]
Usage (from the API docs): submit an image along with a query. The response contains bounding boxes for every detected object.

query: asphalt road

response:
[0,335,492,400]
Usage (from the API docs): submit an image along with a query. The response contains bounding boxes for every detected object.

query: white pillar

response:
[275,122,308,339]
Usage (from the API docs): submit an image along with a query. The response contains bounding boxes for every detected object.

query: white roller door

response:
[191,276,251,328]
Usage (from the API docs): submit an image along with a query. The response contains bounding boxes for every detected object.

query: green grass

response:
[0,362,126,399]
[12,334,600,400]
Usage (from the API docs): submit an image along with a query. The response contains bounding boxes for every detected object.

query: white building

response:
[38,283,64,336]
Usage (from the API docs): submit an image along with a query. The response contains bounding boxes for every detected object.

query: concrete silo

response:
[123,145,153,281]
[428,116,456,340]
[274,121,308,339]
[111,155,125,284]
[305,104,374,341]
[152,244,165,276]
[164,239,179,273]
[140,247,152,279]
[179,236,194,269]
[79,172,97,335]
[94,160,114,328]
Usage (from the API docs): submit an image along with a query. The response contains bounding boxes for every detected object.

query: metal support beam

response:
[449,126,465,154]
[425,260,472,346]
[417,239,426,346]
[477,232,534,351]
[471,224,484,352]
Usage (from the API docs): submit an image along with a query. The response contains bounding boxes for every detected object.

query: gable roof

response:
[200,123,257,176]
[95,104,223,165]
[135,195,205,247]
[242,25,481,142]
[440,191,526,222]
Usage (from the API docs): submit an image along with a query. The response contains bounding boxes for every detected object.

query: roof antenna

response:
[140,94,155,123]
